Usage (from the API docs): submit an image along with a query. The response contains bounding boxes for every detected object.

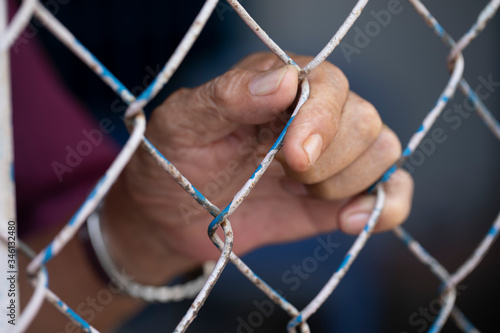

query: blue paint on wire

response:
[42,244,53,264]
[252,271,290,305]
[143,138,171,165]
[400,230,413,246]
[402,147,412,157]
[67,175,107,227]
[62,302,92,332]
[208,205,230,235]
[209,113,297,234]
[68,205,83,226]
[434,23,445,37]
[287,314,303,328]
[142,138,211,208]
[74,40,128,95]
[338,254,352,270]
[139,81,156,101]
[88,175,107,200]
[381,164,397,183]
[14,2,499,332]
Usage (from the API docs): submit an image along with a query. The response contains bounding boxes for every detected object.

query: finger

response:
[306,126,402,200]
[148,56,299,147]
[283,91,382,184]
[338,169,414,235]
[282,61,350,173]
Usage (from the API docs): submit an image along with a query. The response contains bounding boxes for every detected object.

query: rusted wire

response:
[0,0,499,332]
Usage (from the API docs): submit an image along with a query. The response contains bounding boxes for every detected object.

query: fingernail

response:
[341,196,376,234]
[302,134,323,166]
[249,66,289,96]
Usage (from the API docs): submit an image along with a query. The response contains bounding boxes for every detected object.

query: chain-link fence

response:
[1,0,499,332]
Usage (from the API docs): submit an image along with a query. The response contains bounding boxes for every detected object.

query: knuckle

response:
[317,61,349,92]
[318,101,341,133]
[310,62,349,93]
[391,169,414,189]
[165,87,191,106]
[210,75,229,107]
[208,69,245,110]
[153,87,190,121]
[353,99,382,142]
[329,65,349,91]
[376,127,402,165]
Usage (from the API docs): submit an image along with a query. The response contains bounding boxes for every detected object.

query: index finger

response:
[282,58,349,172]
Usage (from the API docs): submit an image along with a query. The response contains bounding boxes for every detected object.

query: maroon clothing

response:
[9,0,119,237]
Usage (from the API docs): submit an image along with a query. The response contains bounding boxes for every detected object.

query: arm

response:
[21,52,413,332]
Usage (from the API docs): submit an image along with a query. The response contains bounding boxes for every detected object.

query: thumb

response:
[147,64,299,147]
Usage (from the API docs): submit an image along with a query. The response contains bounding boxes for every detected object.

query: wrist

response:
[101,179,199,286]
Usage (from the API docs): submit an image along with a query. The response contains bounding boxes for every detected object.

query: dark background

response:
[33,0,500,332]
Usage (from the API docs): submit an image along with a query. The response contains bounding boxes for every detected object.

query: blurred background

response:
[31,0,500,332]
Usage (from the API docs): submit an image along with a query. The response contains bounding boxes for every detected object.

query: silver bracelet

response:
[86,204,215,302]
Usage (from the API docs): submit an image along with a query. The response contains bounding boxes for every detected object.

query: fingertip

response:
[339,195,376,235]
[338,169,414,235]
[283,131,325,173]
[377,169,414,230]
[249,65,298,96]
[268,65,300,110]
[228,65,299,124]
[280,64,300,95]
[282,138,311,173]
[249,66,288,96]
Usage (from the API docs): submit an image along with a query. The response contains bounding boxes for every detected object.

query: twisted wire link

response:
[448,0,500,62]
[24,0,234,315]
[31,3,252,330]
[0,0,36,52]
[14,2,234,331]
[393,227,459,332]
[386,1,500,331]
[141,136,311,332]
[30,1,277,327]
[1,0,499,332]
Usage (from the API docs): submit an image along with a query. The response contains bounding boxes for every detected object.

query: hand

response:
[103,52,413,284]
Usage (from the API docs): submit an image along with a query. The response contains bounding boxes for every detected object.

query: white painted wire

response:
[0,235,46,333]
[27,114,146,275]
[0,0,499,332]
[0,0,37,52]
[87,206,216,302]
